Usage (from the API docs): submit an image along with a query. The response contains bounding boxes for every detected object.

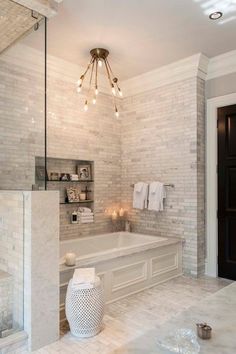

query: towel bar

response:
[130,183,174,188]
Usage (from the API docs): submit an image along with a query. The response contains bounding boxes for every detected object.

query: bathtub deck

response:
[60,236,182,322]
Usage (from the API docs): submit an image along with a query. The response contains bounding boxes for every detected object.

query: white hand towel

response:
[133,182,148,209]
[71,276,100,290]
[134,182,143,193]
[148,182,166,212]
[72,268,95,286]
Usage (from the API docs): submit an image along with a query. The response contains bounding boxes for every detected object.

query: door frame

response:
[206,93,236,277]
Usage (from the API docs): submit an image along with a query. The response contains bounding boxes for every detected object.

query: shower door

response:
[0,0,46,338]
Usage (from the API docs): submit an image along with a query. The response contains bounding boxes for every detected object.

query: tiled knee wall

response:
[0,43,205,274]
[0,271,13,332]
[0,192,24,330]
[121,78,205,275]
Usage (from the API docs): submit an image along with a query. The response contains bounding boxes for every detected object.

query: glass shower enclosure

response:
[0,0,46,338]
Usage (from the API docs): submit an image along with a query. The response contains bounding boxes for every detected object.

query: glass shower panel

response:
[0,0,46,191]
[0,0,46,339]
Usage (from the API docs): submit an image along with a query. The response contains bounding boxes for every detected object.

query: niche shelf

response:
[35,157,95,233]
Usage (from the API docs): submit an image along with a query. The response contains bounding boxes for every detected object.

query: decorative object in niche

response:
[79,193,86,201]
[77,165,91,180]
[77,48,122,117]
[50,172,60,181]
[36,166,48,181]
[67,187,80,203]
[81,185,91,200]
[70,174,79,181]
[71,211,79,224]
[60,173,70,181]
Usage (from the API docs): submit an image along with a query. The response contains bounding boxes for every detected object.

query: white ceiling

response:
[25,0,236,80]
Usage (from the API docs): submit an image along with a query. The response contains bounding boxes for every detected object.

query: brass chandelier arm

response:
[95,58,98,89]
[104,58,114,88]
[83,57,94,77]
[89,58,95,86]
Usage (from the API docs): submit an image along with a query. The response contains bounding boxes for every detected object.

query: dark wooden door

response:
[218,104,236,280]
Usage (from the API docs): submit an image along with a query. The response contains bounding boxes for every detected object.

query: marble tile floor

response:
[23,276,231,354]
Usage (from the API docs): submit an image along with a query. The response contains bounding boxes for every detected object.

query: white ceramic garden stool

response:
[65,276,104,338]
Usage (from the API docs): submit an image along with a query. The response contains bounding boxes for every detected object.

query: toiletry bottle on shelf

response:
[71,211,78,224]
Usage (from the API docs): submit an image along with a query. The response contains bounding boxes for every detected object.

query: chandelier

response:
[77,48,122,117]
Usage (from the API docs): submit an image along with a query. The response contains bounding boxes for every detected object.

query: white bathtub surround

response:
[59,232,182,322]
[23,191,59,351]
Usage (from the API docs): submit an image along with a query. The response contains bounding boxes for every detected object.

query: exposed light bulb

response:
[95,86,99,96]
[98,59,103,67]
[115,107,119,118]
[92,97,96,105]
[84,100,88,111]
[118,88,123,97]
[77,85,82,93]
[77,75,84,86]
[111,85,116,96]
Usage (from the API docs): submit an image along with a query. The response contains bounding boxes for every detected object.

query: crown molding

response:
[121,53,209,97]
[207,50,236,81]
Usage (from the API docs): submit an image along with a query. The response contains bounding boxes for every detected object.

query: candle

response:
[65,252,76,266]
[111,210,118,221]
[119,208,125,217]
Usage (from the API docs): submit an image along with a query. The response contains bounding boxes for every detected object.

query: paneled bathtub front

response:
[60,238,182,322]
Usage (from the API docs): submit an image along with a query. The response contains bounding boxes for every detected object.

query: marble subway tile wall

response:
[121,78,205,275]
[0,192,24,330]
[0,42,205,274]
[0,45,45,190]
[47,56,121,240]
[0,43,121,240]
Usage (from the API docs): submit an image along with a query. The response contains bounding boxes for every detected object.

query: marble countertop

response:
[114,281,236,353]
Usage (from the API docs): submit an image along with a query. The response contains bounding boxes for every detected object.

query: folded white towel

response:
[78,212,94,216]
[78,207,92,213]
[72,268,95,286]
[133,182,148,210]
[148,182,166,212]
[71,276,100,290]
[79,214,94,219]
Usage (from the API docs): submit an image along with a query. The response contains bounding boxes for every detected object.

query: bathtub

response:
[60,232,183,322]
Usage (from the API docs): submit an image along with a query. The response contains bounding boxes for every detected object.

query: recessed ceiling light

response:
[209,11,223,20]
